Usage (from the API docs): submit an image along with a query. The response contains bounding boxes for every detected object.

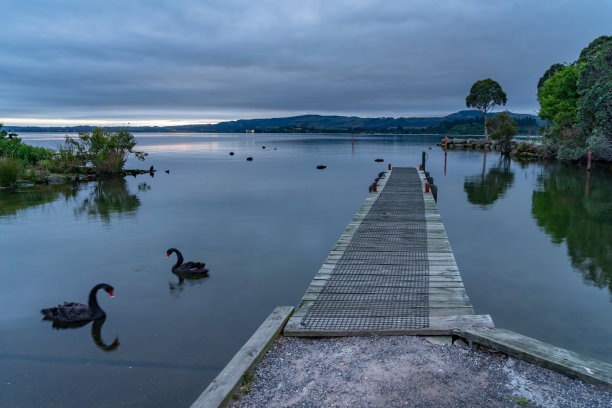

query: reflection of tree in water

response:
[532,163,612,297]
[75,180,149,223]
[464,155,515,207]
[0,184,78,217]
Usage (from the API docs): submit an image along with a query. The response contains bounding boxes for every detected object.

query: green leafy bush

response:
[0,137,54,165]
[65,128,147,174]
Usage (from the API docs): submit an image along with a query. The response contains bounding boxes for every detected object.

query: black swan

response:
[374,158,384,162]
[229,152,235,156]
[316,165,326,169]
[166,248,209,275]
[246,157,253,161]
[41,283,114,325]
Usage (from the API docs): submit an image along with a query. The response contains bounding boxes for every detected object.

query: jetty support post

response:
[421,151,426,172]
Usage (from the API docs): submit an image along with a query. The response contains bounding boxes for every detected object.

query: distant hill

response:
[7,110,542,135]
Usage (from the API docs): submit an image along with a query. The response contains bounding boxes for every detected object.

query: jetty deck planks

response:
[284,167,493,336]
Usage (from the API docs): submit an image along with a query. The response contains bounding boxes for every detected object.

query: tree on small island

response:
[465,78,507,141]
[486,112,517,154]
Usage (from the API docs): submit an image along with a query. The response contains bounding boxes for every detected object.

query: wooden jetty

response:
[284,167,493,336]
[190,167,611,407]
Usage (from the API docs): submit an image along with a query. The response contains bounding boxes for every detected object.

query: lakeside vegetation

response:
[537,35,612,161]
[0,125,148,187]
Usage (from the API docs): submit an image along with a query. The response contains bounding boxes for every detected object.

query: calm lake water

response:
[1,133,611,407]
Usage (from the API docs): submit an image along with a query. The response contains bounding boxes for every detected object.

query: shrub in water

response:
[486,112,517,154]
[65,128,147,174]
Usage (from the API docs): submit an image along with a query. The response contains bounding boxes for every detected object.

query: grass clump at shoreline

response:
[0,156,20,186]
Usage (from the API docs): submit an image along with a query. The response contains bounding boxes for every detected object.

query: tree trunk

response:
[483,110,488,141]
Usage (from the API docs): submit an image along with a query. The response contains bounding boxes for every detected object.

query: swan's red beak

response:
[166,254,169,258]
[109,290,114,298]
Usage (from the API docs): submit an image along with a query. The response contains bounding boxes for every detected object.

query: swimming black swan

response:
[316,165,326,169]
[166,248,209,275]
[246,157,253,161]
[41,283,114,325]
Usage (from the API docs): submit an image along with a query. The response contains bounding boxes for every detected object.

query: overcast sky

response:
[1,0,610,126]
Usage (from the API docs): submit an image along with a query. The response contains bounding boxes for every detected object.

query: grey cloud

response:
[2,0,611,123]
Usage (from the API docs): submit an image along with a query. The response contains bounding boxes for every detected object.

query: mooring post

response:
[372,181,377,192]
[422,151,426,172]
[425,182,430,193]
[388,163,391,170]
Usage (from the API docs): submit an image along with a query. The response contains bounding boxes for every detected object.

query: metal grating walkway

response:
[284,167,492,336]
[300,168,429,331]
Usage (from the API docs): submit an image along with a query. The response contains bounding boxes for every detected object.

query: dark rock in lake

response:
[229,152,235,156]
[247,157,253,161]
[375,158,384,162]
[165,170,170,174]
[316,165,326,169]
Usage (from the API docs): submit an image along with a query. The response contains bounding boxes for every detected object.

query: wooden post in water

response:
[421,151,426,172]
[388,163,392,170]
[444,134,448,152]
[352,133,354,154]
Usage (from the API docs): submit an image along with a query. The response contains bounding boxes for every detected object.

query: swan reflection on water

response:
[168,273,209,297]
[41,316,120,352]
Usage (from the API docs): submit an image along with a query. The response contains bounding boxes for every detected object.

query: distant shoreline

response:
[5,110,542,136]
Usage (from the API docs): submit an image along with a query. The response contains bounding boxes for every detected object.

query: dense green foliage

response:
[538,35,612,161]
[0,126,54,165]
[465,79,507,140]
[537,64,581,133]
[577,43,612,161]
[65,128,148,174]
[531,163,612,295]
[486,112,518,154]
[578,35,612,63]
[537,63,564,90]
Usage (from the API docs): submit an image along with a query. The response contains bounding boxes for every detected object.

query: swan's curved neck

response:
[171,250,184,271]
[88,284,107,319]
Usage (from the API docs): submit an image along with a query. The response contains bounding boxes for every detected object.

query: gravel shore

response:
[230,335,612,408]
